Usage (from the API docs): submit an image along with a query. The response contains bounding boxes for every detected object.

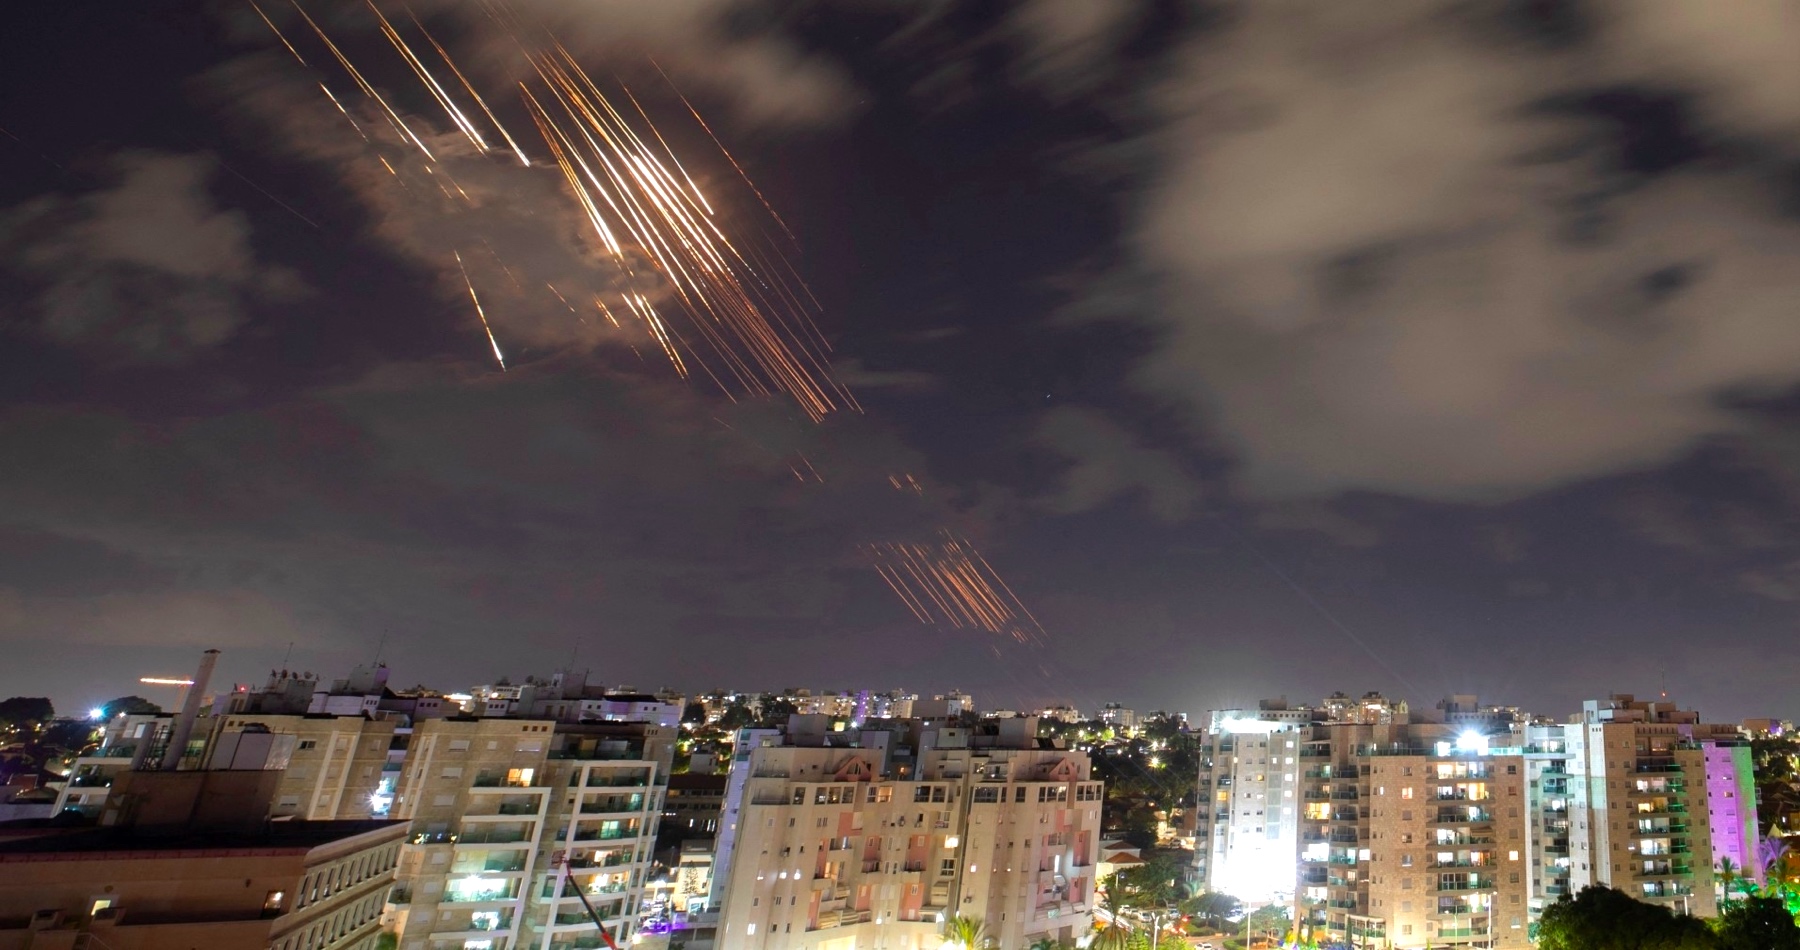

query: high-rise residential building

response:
[713,716,1103,950]
[385,717,673,950]
[213,713,402,820]
[7,734,407,950]
[53,711,175,817]
[1195,704,1307,903]
[1290,719,1536,950]
[1564,694,1752,916]
[59,710,403,823]
[1198,692,1758,949]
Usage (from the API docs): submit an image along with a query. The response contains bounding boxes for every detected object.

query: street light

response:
[1144,906,1177,950]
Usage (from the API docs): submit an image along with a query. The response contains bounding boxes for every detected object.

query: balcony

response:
[457,829,534,846]
[1432,809,1494,825]
[566,852,634,870]
[584,774,652,788]
[1435,878,1493,892]
[473,774,546,789]
[1430,857,1494,869]
[570,827,641,843]
[1634,761,1682,774]
[453,857,528,874]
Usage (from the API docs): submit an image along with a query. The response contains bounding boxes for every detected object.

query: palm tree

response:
[941,914,989,949]
[1718,857,1744,911]
[1092,875,1136,950]
[1027,939,1071,950]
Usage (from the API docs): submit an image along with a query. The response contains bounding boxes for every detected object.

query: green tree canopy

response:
[99,696,161,718]
[941,914,990,949]
[0,697,54,731]
[1713,895,1800,950]
[1181,891,1243,930]
[1537,886,1715,950]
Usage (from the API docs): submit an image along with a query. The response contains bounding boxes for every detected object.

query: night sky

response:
[3,1,1798,722]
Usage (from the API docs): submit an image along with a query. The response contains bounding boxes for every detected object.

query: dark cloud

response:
[0,358,992,694]
[1006,0,1800,501]
[0,150,304,358]
[1034,405,1199,522]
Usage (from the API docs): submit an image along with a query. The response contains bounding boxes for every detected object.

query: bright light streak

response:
[140,677,195,686]
[861,531,1047,644]
[246,0,854,418]
[453,251,506,370]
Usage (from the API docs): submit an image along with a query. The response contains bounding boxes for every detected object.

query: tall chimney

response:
[159,649,220,771]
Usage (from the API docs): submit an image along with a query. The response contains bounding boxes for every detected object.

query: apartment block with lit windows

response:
[1563,694,1752,917]
[385,717,672,950]
[211,713,402,820]
[1293,720,1535,950]
[714,716,1103,950]
[1194,706,1308,902]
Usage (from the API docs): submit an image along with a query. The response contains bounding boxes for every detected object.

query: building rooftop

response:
[0,819,403,859]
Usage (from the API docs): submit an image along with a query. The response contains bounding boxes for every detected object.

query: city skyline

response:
[6,3,1800,723]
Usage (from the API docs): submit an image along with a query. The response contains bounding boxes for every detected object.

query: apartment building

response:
[386,717,673,950]
[1194,706,1307,902]
[714,716,1103,950]
[465,673,684,727]
[1197,692,1757,948]
[665,772,728,837]
[53,712,174,816]
[1564,694,1753,916]
[212,713,402,820]
[1296,722,1534,950]
[4,753,407,950]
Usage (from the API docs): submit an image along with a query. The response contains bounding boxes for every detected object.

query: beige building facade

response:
[715,718,1103,950]
[385,718,672,950]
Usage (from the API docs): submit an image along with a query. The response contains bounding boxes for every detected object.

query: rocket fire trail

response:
[250,0,853,420]
[454,250,506,370]
[861,532,1047,645]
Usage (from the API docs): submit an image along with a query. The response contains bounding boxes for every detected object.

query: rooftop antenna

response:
[280,641,294,670]
[374,629,388,665]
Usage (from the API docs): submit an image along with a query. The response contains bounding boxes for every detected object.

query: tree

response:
[1718,857,1748,912]
[1116,855,1183,908]
[1247,904,1292,942]
[1752,733,1800,835]
[757,695,799,727]
[941,914,990,949]
[1713,896,1800,950]
[0,698,54,732]
[99,696,162,719]
[715,699,754,731]
[680,702,706,725]
[1181,892,1242,931]
[1537,886,1715,950]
